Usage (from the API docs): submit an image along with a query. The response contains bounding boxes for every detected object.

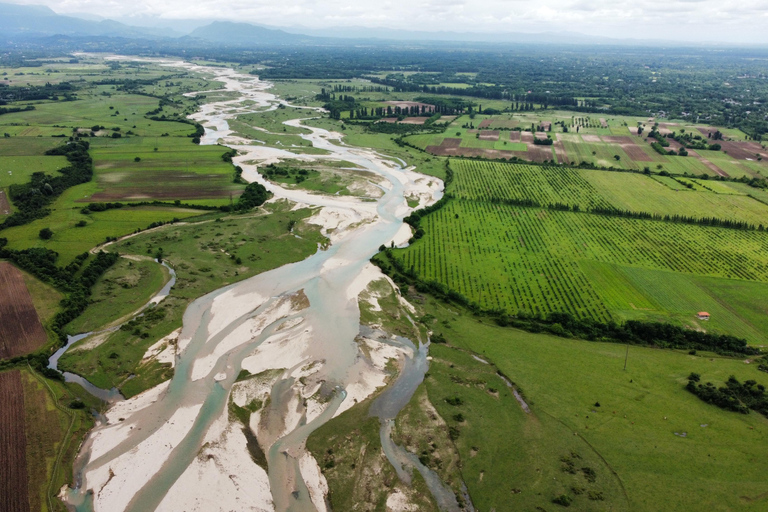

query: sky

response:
[11,0,768,44]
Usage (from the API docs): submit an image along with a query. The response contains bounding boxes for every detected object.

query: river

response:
[64,57,452,512]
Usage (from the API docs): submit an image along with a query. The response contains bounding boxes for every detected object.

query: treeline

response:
[0,81,77,102]
[224,182,271,212]
[372,248,758,357]
[481,197,763,231]
[1,141,92,231]
[686,373,767,417]
[147,115,204,143]
[0,105,34,115]
[400,161,454,242]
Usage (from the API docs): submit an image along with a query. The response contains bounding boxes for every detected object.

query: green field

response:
[451,160,768,226]
[88,137,244,203]
[420,299,768,511]
[313,287,768,511]
[65,257,168,334]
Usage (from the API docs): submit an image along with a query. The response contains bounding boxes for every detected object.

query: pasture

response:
[65,257,169,334]
[418,298,768,511]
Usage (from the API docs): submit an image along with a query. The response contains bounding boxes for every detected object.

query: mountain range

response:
[0,2,742,48]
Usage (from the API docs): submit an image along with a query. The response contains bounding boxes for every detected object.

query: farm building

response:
[697,312,711,320]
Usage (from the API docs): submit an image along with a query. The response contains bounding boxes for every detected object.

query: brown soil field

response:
[552,142,569,164]
[478,130,499,141]
[0,190,10,215]
[478,119,492,128]
[440,138,462,148]
[520,132,534,143]
[509,132,521,142]
[696,127,717,138]
[665,139,685,152]
[539,121,552,131]
[526,145,555,163]
[0,371,30,512]
[719,141,768,160]
[0,262,48,359]
[581,134,602,143]
[599,118,608,128]
[601,136,633,145]
[383,101,435,112]
[698,157,729,177]
[378,118,398,123]
[535,132,549,140]
[87,171,243,201]
[622,144,654,162]
[399,117,429,125]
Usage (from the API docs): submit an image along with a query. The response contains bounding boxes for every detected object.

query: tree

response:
[39,228,53,240]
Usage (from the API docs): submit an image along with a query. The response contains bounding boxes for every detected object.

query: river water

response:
[64,58,453,512]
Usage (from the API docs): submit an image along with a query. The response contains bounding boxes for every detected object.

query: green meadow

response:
[418,297,768,511]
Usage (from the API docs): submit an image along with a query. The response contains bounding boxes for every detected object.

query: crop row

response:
[451,160,614,209]
[393,199,768,320]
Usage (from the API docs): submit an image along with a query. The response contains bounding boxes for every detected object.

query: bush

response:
[552,494,572,507]
[38,227,53,240]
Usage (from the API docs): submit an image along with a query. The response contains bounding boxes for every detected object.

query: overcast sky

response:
[13,0,768,43]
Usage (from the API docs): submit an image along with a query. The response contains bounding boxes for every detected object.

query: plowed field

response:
[0,371,30,512]
[0,263,48,358]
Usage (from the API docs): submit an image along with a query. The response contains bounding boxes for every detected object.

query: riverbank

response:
[64,56,443,512]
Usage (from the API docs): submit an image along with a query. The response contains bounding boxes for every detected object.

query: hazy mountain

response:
[281,25,630,46]
[0,2,176,39]
[187,21,316,46]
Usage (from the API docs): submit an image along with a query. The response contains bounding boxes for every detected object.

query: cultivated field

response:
[403,113,768,179]
[88,138,244,202]
[0,371,30,512]
[451,161,768,227]
[0,262,48,358]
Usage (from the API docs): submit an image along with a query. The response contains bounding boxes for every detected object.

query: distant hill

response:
[188,21,314,46]
[0,2,173,39]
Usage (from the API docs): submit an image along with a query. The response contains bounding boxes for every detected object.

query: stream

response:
[63,57,460,512]
[48,261,177,403]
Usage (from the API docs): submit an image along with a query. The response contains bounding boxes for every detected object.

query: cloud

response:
[7,0,768,43]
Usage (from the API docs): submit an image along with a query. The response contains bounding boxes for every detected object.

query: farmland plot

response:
[0,371,30,512]
[393,200,768,322]
[0,262,48,358]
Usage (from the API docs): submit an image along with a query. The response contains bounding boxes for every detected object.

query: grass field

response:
[1,187,204,264]
[65,257,168,334]
[416,297,768,511]
[59,204,327,397]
